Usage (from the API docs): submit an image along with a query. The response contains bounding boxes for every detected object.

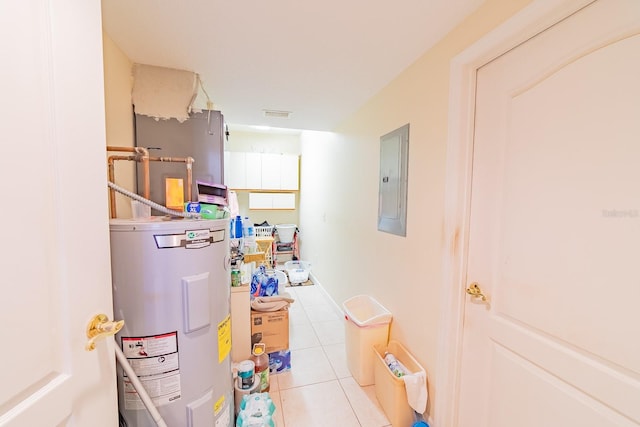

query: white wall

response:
[299,0,533,418]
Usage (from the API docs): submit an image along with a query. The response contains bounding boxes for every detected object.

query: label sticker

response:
[214,395,225,415]
[186,229,212,249]
[214,399,230,427]
[121,332,181,409]
[217,314,231,363]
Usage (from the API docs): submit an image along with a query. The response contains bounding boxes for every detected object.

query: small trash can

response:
[342,295,392,386]
[373,340,426,427]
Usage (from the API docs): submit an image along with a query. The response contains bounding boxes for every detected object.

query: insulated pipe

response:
[114,341,168,427]
[107,181,200,219]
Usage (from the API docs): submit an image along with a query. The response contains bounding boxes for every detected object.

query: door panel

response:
[0,0,117,425]
[459,1,640,426]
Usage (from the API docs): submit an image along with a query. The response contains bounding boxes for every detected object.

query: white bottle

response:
[384,352,408,377]
[243,216,256,253]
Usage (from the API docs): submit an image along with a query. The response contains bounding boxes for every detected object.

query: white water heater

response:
[110,218,233,427]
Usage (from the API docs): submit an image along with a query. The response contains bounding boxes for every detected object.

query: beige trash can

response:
[343,295,392,386]
[373,340,426,427]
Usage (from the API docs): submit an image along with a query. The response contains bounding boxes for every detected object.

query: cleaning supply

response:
[251,343,270,392]
[234,215,244,239]
[237,360,256,390]
[236,393,275,427]
[412,411,429,427]
[384,352,408,377]
[243,216,256,253]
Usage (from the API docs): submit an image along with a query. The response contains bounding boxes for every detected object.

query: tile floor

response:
[267,284,391,427]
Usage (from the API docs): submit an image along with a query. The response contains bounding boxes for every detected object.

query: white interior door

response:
[458,1,640,426]
[0,1,118,426]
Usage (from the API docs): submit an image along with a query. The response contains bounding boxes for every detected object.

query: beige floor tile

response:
[269,372,279,392]
[277,347,336,390]
[339,377,391,427]
[311,319,345,345]
[304,302,341,322]
[288,305,310,325]
[289,319,320,350]
[280,380,361,427]
[295,287,333,308]
[322,343,351,379]
[269,391,285,427]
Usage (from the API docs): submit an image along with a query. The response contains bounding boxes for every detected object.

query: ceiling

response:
[101,0,483,132]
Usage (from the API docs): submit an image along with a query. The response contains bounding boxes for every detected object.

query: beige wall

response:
[226,129,301,228]
[299,0,533,419]
[103,0,535,418]
[102,32,135,218]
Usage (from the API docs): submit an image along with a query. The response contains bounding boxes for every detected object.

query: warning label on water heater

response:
[121,332,181,410]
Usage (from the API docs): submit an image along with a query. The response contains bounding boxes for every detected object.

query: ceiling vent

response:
[263,109,292,119]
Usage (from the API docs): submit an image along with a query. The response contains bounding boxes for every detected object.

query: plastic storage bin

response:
[275,224,296,243]
[373,340,426,427]
[342,295,392,386]
[254,225,274,237]
[284,260,311,283]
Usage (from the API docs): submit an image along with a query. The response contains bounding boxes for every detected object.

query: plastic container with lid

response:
[251,343,270,392]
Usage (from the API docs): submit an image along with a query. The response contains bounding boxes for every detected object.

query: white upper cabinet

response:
[261,153,282,189]
[280,154,300,190]
[225,152,299,190]
[225,151,247,189]
[245,152,262,189]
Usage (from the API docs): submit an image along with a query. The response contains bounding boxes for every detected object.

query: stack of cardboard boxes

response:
[250,309,291,374]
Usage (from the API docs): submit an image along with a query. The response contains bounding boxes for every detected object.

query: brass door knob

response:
[466,282,487,301]
[85,313,124,351]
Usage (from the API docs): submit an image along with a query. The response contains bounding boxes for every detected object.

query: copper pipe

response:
[107,146,149,218]
[107,154,137,218]
[186,157,194,202]
[106,146,196,217]
[107,146,150,199]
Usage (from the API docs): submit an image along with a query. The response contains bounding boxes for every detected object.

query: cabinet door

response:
[226,151,247,189]
[245,152,262,189]
[261,153,281,189]
[280,154,299,190]
[272,193,296,209]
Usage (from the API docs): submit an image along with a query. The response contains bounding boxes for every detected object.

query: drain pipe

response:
[114,342,168,427]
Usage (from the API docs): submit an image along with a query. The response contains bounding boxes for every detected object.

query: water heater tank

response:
[110,218,233,427]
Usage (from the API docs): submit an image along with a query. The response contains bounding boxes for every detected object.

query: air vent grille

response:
[263,109,292,119]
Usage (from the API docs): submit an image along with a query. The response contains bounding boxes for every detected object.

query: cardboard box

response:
[268,349,291,374]
[250,309,289,353]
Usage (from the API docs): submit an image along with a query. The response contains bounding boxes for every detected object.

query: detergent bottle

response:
[251,343,270,392]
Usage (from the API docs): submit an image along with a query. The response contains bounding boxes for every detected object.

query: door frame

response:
[435,0,595,425]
